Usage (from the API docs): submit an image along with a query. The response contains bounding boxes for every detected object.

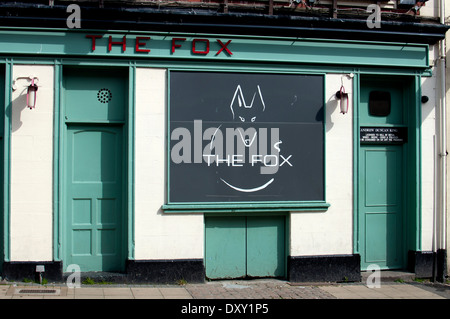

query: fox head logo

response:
[230,85,266,122]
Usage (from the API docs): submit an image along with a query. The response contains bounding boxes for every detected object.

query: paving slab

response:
[160,287,193,299]
[131,287,164,298]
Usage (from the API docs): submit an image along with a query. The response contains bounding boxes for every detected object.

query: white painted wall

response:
[10,65,54,261]
[134,67,204,260]
[290,73,354,256]
[418,0,439,18]
[421,69,438,252]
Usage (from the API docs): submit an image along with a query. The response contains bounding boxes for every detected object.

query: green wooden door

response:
[205,216,285,279]
[65,125,125,272]
[359,145,403,270]
[63,67,127,272]
[359,77,406,270]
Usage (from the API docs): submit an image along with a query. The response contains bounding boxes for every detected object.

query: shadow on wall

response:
[325,93,339,132]
[8,87,29,133]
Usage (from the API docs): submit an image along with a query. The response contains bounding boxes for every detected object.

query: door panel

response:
[364,149,399,207]
[205,217,247,279]
[365,212,399,263]
[247,216,285,277]
[64,68,126,123]
[65,125,125,272]
[359,80,404,126]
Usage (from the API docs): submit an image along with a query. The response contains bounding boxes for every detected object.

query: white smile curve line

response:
[220,178,275,193]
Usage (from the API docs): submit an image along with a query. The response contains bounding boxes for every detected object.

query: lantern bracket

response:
[12,76,39,91]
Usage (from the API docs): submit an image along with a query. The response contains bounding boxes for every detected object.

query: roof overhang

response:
[0,2,448,45]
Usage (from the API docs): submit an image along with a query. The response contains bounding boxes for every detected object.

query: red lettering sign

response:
[108,35,127,52]
[172,38,186,54]
[86,35,102,52]
[192,39,210,55]
[216,39,233,56]
[86,35,233,57]
[135,36,151,53]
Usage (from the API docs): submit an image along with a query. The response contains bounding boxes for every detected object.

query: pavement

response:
[0,274,448,318]
[0,272,448,300]
[0,282,442,319]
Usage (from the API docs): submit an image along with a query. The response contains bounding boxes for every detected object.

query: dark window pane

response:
[369,91,391,117]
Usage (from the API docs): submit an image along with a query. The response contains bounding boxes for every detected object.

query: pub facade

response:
[0,0,448,283]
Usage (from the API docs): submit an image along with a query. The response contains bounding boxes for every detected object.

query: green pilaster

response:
[2,60,12,263]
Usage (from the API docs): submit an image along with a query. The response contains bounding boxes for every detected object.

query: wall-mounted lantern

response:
[336,85,349,114]
[27,78,38,109]
[12,76,39,109]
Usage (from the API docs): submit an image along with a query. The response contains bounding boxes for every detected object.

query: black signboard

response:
[360,126,407,144]
[168,71,325,203]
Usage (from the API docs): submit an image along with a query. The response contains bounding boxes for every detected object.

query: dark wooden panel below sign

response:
[360,126,407,144]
